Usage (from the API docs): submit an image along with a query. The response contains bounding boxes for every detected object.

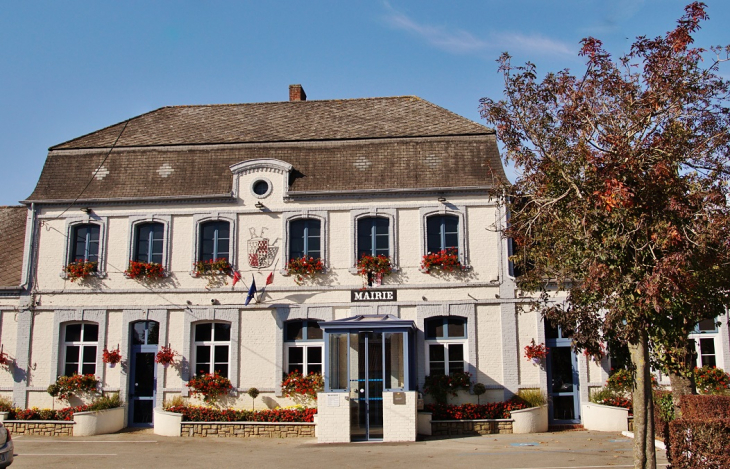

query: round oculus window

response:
[252,179,271,197]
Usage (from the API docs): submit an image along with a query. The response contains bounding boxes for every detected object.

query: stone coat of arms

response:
[247,228,277,268]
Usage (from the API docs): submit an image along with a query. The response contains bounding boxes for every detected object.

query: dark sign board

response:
[392,392,406,405]
[350,289,397,302]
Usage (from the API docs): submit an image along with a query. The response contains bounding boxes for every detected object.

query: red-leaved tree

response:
[481,3,730,468]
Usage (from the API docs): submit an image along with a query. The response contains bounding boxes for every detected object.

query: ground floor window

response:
[63,322,98,376]
[284,320,323,375]
[194,322,231,377]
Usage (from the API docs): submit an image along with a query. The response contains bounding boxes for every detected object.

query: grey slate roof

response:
[28,96,506,203]
[0,206,27,288]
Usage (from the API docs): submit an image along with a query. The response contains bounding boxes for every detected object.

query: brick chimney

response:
[289,84,307,102]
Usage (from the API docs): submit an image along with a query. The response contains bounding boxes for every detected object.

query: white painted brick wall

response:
[382,391,417,442]
[316,392,350,443]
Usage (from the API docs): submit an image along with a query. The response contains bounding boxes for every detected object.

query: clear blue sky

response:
[1,1,728,206]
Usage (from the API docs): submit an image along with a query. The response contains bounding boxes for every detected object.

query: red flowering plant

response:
[64,261,97,282]
[281,371,324,402]
[47,374,99,400]
[583,342,606,362]
[0,345,11,369]
[124,260,165,280]
[524,339,549,363]
[102,346,122,365]
[694,365,730,395]
[187,372,233,403]
[286,256,325,285]
[155,344,178,366]
[424,400,528,420]
[356,254,392,287]
[194,258,233,288]
[420,249,463,273]
[165,405,317,423]
[423,371,473,404]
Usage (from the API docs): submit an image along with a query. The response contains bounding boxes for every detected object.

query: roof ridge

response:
[159,95,420,109]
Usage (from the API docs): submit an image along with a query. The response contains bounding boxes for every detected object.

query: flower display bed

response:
[430,419,513,436]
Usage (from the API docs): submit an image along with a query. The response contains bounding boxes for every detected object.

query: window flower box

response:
[124,260,165,280]
[356,254,392,286]
[420,249,464,273]
[102,347,122,367]
[187,372,233,403]
[64,261,98,282]
[47,374,99,401]
[286,256,325,285]
[281,371,324,402]
[193,258,233,288]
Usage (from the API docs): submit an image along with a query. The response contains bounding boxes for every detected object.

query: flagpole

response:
[257,259,279,303]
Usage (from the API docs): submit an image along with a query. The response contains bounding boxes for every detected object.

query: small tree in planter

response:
[47,374,99,401]
[64,261,98,282]
[102,346,122,367]
[286,257,325,285]
[155,344,178,367]
[281,371,324,404]
[473,382,487,405]
[356,254,392,287]
[424,371,473,404]
[247,387,260,410]
[124,260,165,280]
[187,372,233,404]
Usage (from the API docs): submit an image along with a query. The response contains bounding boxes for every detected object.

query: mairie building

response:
[0,85,727,441]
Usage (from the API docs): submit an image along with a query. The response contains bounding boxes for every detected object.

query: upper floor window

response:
[425,316,466,376]
[289,219,321,259]
[134,222,164,264]
[426,215,459,253]
[71,224,100,263]
[695,318,718,333]
[63,322,98,376]
[199,221,230,262]
[357,217,389,258]
[194,322,231,377]
[284,320,323,375]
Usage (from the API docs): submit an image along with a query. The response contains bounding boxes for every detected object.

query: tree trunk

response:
[629,329,656,469]
[668,338,697,418]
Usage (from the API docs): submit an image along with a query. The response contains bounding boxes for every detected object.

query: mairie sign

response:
[350,289,397,302]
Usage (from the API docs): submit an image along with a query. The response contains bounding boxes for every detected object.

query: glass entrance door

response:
[545,322,580,424]
[349,332,384,441]
[129,321,159,426]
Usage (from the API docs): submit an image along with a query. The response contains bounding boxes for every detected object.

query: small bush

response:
[166,405,316,423]
[163,395,186,410]
[89,393,122,411]
[653,390,673,443]
[694,366,730,395]
[590,387,632,412]
[669,418,730,468]
[517,389,547,408]
[680,394,730,420]
[424,401,528,420]
[0,396,13,413]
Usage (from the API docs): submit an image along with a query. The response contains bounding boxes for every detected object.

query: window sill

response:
[348,266,400,275]
[419,264,472,274]
[59,271,107,281]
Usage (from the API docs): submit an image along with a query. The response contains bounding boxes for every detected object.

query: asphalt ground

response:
[9,428,668,469]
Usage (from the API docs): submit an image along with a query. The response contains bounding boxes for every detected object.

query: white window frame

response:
[128,215,172,272]
[62,216,109,278]
[690,316,724,369]
[423,316,468,376]
[190,213,237,276]
[419,206,469,268]
[192,321,232,377]
[62,321,99,376]
[284,320,324,376]
[280,211,328,275]
[349,208,398,273]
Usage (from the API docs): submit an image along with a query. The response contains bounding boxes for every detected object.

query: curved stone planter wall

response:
[2,421,74,436]
[154,408,183,437]
[73,407,126,436]
[581,403,629,432]
[511,405,548,434]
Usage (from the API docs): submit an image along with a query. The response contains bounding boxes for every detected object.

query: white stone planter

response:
[581,403,629,432]
[73,406,125,436]
[154,408,183,437]
[0,412,8,422]
[312,414,318,437]
[511,405,548,434]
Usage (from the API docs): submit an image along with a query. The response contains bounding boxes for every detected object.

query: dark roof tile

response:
[0,206,27,288]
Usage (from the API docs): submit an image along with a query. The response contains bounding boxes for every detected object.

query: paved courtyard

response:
[9,429,668,468]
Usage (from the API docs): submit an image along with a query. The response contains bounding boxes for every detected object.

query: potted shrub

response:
[356,254,392,286]
[155,344,178,367]
[64,261,97,282]
[420,249,463,273]
[124,260,165,280]
[524,339,549,364]
[423,371,472,404]
[102,346,122,367]
[186,372,233,403]
[286,256,325,285]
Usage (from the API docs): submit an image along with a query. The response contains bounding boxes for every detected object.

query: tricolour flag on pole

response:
[245,276,257,306]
